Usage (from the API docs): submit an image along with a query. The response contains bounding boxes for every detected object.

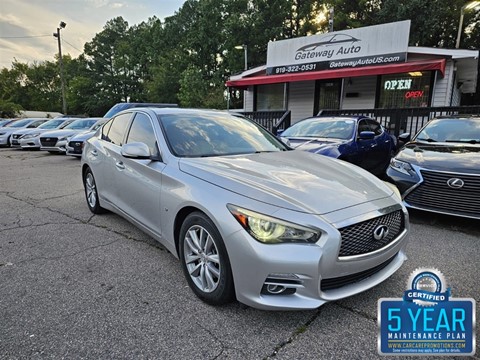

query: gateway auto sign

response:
[266,20,410,75]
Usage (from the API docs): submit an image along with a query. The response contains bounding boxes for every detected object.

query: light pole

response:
[235,44,248,70]
[53,21,67,114]
[456,1,480,48]
[328,8,334,32]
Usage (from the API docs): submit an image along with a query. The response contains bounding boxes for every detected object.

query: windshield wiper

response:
[416,137,437,142]
[445,139,480,144]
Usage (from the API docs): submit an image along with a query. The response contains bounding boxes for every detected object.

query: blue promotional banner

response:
[378,299,475,355]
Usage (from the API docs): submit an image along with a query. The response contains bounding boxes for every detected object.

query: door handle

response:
[115,161,125,170]
[90,149,98,156]
[370,144,377,148]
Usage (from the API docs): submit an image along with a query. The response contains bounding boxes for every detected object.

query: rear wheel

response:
[179,212,235,305]
[83,168,105,214]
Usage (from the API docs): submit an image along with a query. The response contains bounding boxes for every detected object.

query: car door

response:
[113,112,166,234]
[355,119,379,172]
[367,119,392,174]
[98,112,134,204]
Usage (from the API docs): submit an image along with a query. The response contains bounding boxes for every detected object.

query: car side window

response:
[125,113,159,156]
[357,120,370,135]
[105,113,131,145]
[367,119,383,136]
[101,119,113,141]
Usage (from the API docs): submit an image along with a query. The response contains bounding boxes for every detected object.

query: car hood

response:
[284,137,346,154]
[69,131,95,142]
[397,142,480,174]
[179,150,393,215]
[41,129,86,138]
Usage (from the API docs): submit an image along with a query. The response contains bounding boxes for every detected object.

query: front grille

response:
[321,254,397,291]
[338,210,404,257]
[405,170,480,218]
[40,137,58,147]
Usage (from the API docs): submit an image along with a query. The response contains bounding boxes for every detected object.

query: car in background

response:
[11,118,75,149]
[66,119,108,157]
[0,118,48,147]
[387,116,480,219]
[279,116,396,177]
[40,118,104,154]
[81,107,409,310]
[0,119,20,127]
[103,102,178,119]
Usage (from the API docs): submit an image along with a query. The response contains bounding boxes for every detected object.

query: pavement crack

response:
[12,239,121,265]
[264,308,322,359]
[0,221,78,233]
[333,302,376,322]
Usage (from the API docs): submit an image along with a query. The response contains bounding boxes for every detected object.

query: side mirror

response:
[397,133,411,144]
[358,131,375,140]
[121,142,151,159]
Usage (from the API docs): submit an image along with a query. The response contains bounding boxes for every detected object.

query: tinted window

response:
[105,113,131,145]
[357,120,370,134]
[102,119,113,140]
[126,113,158,155]
[28,120,47,128]
[367,119,383,136]
[160,112,287,157]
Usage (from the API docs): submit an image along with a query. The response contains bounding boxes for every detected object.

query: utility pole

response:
[53,21,67,115]
[329,8,334,32]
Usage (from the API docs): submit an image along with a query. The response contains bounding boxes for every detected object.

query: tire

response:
[83,167,105,214]
[6,136,11,147]
[179,212,235,305]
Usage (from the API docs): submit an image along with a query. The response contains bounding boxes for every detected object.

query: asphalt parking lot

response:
[1,148,479,360]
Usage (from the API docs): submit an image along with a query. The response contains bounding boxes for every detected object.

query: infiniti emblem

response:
[373,225,389,241]
[447,178,464,189]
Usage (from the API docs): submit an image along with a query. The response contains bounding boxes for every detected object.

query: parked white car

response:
[0,118,48,147]
[11,118,75,149]
[40,118,104,154]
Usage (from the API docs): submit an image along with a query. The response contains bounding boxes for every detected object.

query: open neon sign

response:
[405,90,424,99]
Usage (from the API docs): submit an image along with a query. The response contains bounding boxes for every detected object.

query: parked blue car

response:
[279,116,396,177]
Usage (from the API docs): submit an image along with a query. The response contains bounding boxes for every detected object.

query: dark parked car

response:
[387,116,480,219]
[279,116,396,177]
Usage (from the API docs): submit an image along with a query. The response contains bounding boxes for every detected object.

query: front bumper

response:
[19,137,41,149]
[66,141,83,157]
[225,198,409,310]
[41,140,68,153]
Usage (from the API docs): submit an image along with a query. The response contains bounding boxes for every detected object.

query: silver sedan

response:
[81,108,409,310]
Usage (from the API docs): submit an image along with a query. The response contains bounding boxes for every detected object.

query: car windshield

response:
[64,119,99,130]
[281,118,355,140]
[415,118,480,143]
[7,119,34,128]
[159,112,288,157]
[89,121,106,131]
[38,119,66,129]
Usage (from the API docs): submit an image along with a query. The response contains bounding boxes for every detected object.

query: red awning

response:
[226,59,446,89]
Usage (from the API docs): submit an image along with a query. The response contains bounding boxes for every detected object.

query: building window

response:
[377,71,433,108]
[255,83,285,110]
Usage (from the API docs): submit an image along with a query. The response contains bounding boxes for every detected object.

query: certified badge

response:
[378,268,476,356]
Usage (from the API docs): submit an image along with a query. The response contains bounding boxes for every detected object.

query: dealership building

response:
[227,20,479,124]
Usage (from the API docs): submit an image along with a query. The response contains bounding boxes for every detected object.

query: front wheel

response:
[83,167,105,214]
[179,212,235,305]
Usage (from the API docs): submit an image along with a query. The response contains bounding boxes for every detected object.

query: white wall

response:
[341,76,377,109]
[432,59,455,106]
[288,81,316,123]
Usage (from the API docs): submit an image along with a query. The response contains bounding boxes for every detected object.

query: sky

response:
[0,0,186,68]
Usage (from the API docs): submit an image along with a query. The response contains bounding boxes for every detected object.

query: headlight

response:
[227,205,320,244]
[22,132,41,139]
[390,158,414,176]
